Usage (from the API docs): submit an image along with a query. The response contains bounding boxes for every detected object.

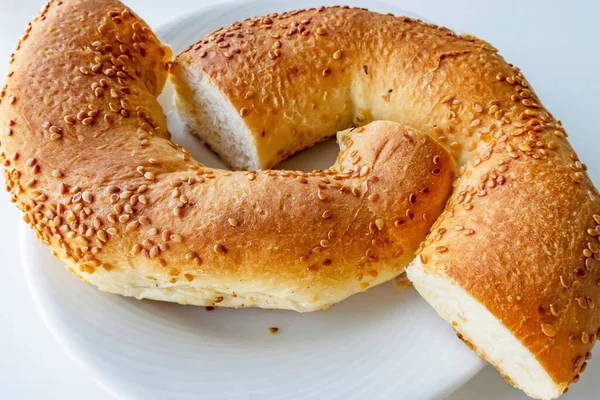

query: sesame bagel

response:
[171,5,600,399]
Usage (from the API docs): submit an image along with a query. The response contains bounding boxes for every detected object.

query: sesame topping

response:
[227,218,239,227]
[213,244,227,254]
[268,327,279,334]
[322,210,332,219]
[82,191,94,203]
[126,220,139,231]
[541,323,557,337]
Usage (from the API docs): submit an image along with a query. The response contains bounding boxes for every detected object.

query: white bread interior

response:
[173,67,259,170]
[408,259,561,400]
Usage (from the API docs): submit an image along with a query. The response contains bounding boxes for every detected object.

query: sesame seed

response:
[368,193,379,201]
[435,246,448,253]
[247,172,256,181]
[333,49,343,59]
[582,332,590,344]
[269,327,279,334]
[97,230,108,242]
[126,220,139,231]
[227,218,239,227]
[239,107,249,117]
[541,323,557,337]
[322,68,331,77]
[320,239,330,248]
[518,143,532,152]
[149,246,159,258]
[322,210,332,219]
[374,218,384,230]
[144,172,155,180]
[317,190,328,200]
[409,193,416,204]
[213,244,226,254]
[316,27,326,35]
[131,244,141,255]
[462,229,475,236]
[82,191,93,203]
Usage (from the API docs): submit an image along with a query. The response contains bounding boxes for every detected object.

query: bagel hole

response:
[276,137,339,172]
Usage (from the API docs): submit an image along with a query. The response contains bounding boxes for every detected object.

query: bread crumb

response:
[395,273,412,290]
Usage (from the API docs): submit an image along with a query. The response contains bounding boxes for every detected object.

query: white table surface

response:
[1,0,599,399]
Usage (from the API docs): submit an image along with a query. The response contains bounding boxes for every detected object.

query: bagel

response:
[170,5,600,399]
[1,1,599,399]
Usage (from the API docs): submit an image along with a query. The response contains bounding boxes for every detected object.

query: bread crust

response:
[172,4,600,397]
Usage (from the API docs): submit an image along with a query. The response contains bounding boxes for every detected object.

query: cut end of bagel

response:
[171,63,259,170]
[408,260,564,400]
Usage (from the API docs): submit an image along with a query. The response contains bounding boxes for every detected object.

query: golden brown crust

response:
[0,0,454,312]
[172,4,600,395]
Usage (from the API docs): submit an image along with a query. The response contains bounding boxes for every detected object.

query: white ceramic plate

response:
[21,0,486,399]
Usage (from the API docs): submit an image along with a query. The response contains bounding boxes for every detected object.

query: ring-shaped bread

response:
[1,1,599,399]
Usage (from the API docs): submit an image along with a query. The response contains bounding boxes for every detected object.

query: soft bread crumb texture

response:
[171,66,259,170]
[408,260,562,399]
